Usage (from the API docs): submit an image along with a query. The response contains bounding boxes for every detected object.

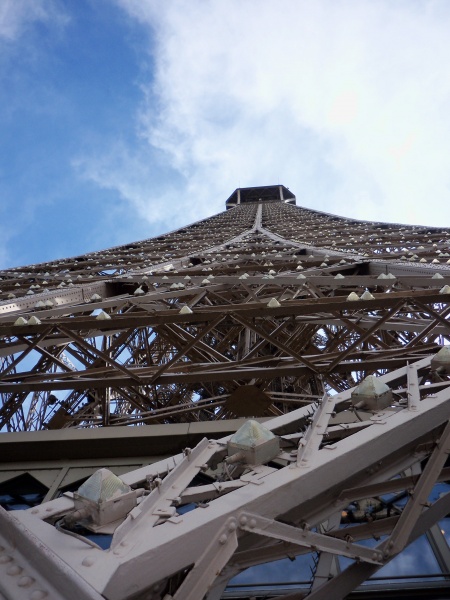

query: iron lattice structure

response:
[1,185,450,432]
[2,186,450,600]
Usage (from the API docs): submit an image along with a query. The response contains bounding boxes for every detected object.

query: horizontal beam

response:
[0,418,248,463]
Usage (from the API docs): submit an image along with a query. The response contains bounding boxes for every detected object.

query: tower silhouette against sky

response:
[1,186,450,599]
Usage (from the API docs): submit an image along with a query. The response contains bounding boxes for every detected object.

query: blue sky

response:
[2,0,450,269]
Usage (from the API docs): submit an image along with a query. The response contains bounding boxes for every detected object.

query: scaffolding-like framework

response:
[2,186,450,599]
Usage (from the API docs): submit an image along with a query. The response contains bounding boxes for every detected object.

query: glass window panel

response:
[438,518,450,547]
[339,535,443,584]
[228,553,315,592]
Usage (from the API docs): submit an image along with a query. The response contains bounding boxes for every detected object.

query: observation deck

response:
[225,184,296,209]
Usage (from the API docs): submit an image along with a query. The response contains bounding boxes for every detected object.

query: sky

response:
[1,0,450,269]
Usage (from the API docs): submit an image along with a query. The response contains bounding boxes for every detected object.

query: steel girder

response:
[1,356,450,598]
[1,200,450,430]
[2,192,450,597]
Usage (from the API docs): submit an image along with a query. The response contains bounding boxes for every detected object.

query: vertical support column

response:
[237,189,241,204]
[252,203,263,231]
[407,362,420,411]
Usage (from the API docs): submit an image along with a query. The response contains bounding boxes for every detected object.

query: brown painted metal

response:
[1,193,450,431]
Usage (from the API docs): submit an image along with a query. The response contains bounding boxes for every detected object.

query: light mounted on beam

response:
[351,375,393,411]
[227,419,280,465]
[68,468,139,533]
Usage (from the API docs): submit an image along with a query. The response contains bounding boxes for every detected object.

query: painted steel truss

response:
[1,199,450,431]
[2,190,450,598]
[1,356,450,598]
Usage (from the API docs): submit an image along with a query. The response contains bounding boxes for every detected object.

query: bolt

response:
[249,519,257,529]
[82,557,95,567]
[219,534,228,545]
[7,565,22,576]
[0,555,12,564]
[30,591,48,600]
[239,515,248,526]
[18,577,35,588]
[228,520,237,532]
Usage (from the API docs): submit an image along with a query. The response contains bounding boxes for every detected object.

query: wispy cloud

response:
[81,0,450,228]
[72,141,209,233]
[0,0,67,42]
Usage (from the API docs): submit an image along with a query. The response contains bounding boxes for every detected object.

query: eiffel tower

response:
[1,185,450,599]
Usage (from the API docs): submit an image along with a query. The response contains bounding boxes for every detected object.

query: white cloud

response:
[91,0,450,228]
[0,0,66,41]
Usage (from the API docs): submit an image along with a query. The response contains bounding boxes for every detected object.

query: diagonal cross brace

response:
[172,520,238,600]
[110,437,222,552]
[384,416,450,557]
[238,512,383,565]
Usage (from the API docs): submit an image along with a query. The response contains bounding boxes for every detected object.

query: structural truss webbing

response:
[2,189,450,599]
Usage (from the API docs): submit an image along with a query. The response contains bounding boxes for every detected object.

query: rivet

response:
[249,519,257,529]
[7,564,22,576]
[228,520,237,532]
[219,534,228,545]
[120,541,128,547]
[239,515,248,526]
[82,557,95,567]
[31,509,39,514]
[45,507,52,512]
[0,555,13,564]
[30,591,48,600]
[18,576,35,588]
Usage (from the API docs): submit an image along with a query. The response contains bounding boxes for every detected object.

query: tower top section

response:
[226,184,296,209]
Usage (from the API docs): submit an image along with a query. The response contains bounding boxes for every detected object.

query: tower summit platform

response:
[225,184,296,209]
